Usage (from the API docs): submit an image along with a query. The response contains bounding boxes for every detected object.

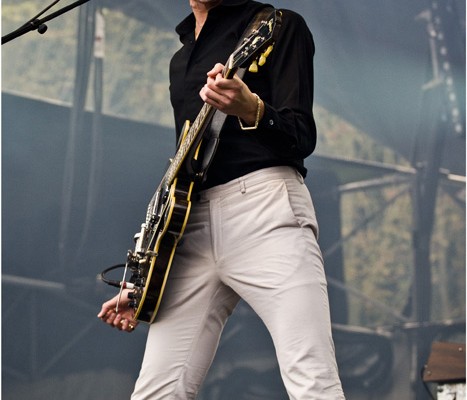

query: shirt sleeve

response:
[255,10,317,159]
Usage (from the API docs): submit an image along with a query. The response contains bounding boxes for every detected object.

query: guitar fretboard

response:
[165,102,216,186]
[145,100,219,224]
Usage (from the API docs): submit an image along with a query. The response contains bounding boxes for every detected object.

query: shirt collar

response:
[176,0,251,39]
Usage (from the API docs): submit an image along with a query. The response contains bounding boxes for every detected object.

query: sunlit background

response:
[2,0,465,399]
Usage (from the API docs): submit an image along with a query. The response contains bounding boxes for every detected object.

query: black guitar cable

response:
[99,264,135,289]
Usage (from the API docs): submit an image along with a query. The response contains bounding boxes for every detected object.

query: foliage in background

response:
[2,1,465,328]
[2,3,179,127]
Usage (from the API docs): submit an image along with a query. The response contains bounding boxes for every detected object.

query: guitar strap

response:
[190,6,281,183]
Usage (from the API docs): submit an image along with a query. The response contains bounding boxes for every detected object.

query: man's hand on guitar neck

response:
[97,289,139,333]
[199,63,264,127]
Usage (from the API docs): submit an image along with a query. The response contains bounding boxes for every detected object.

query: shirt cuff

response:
[258,101,278,131]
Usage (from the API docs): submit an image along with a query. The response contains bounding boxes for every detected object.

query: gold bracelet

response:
[238,94,262,131]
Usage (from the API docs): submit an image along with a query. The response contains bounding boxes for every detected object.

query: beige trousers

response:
[131,166,345,400]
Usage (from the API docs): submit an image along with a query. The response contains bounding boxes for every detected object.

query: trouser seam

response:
[169,284,224,399]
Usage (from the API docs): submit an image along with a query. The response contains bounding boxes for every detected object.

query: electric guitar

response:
[119,8,281,324]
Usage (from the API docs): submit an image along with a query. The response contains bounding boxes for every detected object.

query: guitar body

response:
[132,122,197,323]
[116,8,281,324]
[135,180,194,323]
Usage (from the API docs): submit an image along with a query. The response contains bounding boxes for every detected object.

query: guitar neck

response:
[164,66,238,186]
[164,103,213,186]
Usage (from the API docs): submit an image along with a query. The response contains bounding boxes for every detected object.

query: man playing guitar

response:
[98,1,345,398]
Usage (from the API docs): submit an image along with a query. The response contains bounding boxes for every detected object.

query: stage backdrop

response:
[2,0,465,399]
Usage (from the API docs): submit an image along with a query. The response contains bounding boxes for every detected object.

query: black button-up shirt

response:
[170,0,316,188]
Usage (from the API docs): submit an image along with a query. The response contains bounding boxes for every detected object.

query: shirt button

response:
[269,119,274,126]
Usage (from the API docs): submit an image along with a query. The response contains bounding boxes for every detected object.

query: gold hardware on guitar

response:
[259,45,274,66]
[249,44,275,72]
[249,59,259,73]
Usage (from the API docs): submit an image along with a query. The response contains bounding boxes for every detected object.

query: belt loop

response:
[240,180,246,194]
